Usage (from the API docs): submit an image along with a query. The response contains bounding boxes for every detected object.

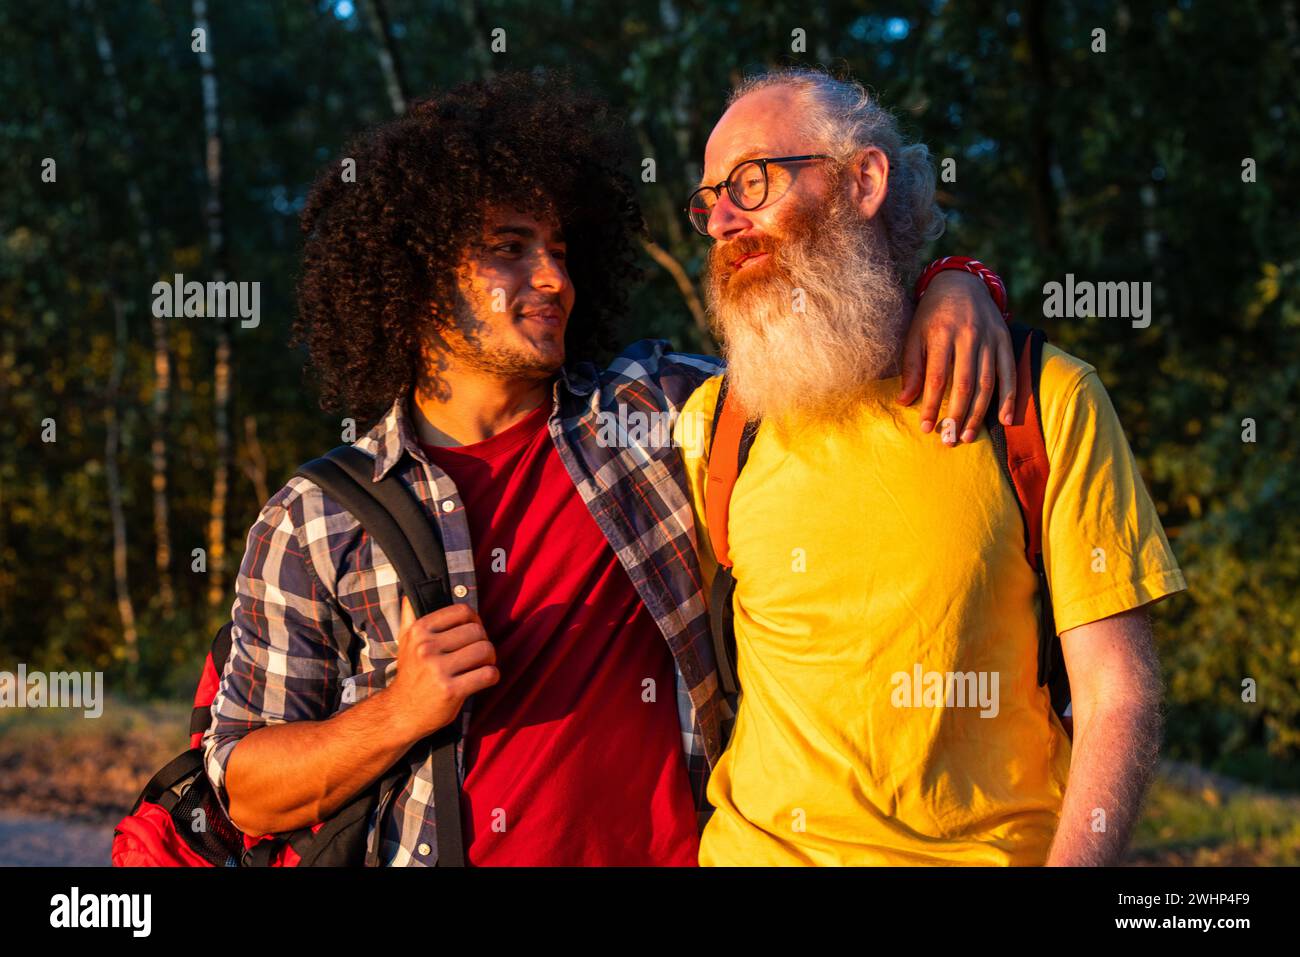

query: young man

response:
[676,68,1187,866]
[202,71,1012,866]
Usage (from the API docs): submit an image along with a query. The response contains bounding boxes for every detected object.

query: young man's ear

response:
[847,146,890,220]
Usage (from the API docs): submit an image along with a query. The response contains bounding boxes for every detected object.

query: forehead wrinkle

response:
[699,145,770,188]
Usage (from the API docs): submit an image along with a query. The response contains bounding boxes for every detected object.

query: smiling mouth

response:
[731,251,770,272]
[520,307,564,328]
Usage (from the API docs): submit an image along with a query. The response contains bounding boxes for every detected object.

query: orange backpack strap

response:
[703,376,759,698]
[1003,325,1051,569]
[704,377,752,568]
[704,350,1070,730]
[987,323,1071,732]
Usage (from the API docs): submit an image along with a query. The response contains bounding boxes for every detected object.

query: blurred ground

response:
[0,697,1296,866]
[1129,761,1300,866]
[0,696,188,823]
[0,814,116,866]
[0,695,188,866]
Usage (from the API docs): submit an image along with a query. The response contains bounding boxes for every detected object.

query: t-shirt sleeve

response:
[673,375,725,600]
[1039,353,1187,634]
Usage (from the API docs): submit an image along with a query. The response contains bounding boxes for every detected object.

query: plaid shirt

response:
[202,339,735,866]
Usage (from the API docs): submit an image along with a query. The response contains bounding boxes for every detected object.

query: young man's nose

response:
[531,251,567,292]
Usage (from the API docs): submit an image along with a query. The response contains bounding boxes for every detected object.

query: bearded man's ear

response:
[847,147,890,220]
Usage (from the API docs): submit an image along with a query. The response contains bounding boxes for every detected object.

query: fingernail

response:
[921,420,934,434]
[961,429,976,444]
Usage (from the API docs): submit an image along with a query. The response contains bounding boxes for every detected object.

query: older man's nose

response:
[706,191,753,242]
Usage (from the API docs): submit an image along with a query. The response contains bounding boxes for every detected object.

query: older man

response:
[676,69,1187,866]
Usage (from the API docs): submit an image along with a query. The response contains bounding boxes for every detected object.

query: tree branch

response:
[641,238,710,341]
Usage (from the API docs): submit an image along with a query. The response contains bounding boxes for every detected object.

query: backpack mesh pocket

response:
[170,773,243,867]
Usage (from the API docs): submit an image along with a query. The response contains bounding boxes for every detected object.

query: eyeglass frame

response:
[684,154,833,236]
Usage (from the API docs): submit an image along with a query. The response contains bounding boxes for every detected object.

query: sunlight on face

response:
[440,207,576,380]
[698,86,832,259]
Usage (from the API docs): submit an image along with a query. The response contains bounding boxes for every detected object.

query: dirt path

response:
[0,812,115,866]
[2,695,1294,867]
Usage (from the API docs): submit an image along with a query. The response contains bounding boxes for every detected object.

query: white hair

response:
[728,68,945,280]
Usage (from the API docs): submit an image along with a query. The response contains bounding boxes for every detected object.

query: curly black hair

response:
[292,70,645,423]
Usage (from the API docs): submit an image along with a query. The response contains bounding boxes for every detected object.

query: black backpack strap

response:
[210,619,234,674]
[135,749,205,815]
[242,836,284,867]
[293,446,465,868]
[190,623,236,737]
[709,375,731,455]
[709,570,742,698]
[298,447,452,615]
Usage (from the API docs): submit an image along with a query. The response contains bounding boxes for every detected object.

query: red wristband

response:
[914,256,1011,323]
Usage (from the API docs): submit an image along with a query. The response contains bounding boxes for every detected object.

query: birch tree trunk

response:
[76,0,140,675]
[638,1,710,343]
[361,0,408,114]
[90,1,175,618]
[105,298,140,679]
[194,0,232,608]
[241,414,270,509]
[459,0,493,78]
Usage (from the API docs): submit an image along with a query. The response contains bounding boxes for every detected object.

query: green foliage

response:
[1132,772,1300,865]
[1,0,1296,778]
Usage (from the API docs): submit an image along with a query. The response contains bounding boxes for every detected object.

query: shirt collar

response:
[369,394,424,481]
[557,358,598,397]
[369,359,598,481]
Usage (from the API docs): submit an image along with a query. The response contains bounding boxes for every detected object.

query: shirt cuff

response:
[1052,566,1188,635]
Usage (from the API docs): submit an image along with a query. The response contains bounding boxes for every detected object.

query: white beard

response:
[705,190,910,428]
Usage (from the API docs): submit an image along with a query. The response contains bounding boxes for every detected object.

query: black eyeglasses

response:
[685,154,831,236]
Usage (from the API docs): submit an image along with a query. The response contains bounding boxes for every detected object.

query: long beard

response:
[704,187,909,428]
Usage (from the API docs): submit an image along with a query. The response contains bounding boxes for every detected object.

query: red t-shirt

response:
[419,400,700,866]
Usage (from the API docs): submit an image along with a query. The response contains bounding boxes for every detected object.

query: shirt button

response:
[452,585,468,599]
[417,843,431,857]
[441,500,455,513]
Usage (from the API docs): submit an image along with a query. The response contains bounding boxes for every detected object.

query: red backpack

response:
[112,445,467,867]
[703,323,1073,737]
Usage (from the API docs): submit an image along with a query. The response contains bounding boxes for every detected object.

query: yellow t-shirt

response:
[673,344,1186,866]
